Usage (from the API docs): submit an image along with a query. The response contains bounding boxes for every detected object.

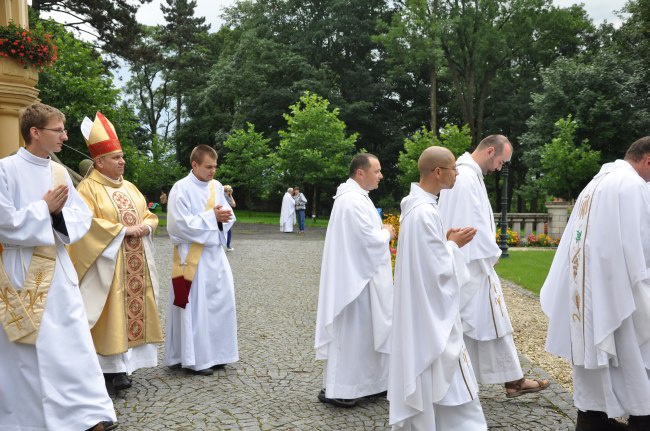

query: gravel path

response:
[108,224,577,429]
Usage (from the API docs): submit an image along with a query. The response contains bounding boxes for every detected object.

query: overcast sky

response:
[137,0,629,30]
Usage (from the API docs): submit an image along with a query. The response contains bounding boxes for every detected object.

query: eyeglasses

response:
[435,165,458,172]
[38,127,68,135]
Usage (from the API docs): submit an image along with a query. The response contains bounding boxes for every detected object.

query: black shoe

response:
[628,415,650,431]
[364,390,387,399]
[576,410,627,431]
[211,363,226,370]
[185,367,214,376]
[112,373,132,391]
[85,421,119,431]
[317,388,358,408]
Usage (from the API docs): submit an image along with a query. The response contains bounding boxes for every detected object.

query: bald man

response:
[438,135,549,398]
[389,147,486,430]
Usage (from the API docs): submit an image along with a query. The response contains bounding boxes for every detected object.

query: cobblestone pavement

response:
[110,223,576,430]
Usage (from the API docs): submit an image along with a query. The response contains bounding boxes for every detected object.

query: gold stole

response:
[0,162,66,344]
[569,175,605,365]
[107,184,148,344]
[171,181,215,309]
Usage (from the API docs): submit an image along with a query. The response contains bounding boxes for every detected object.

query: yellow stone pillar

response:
[0,0,40,159]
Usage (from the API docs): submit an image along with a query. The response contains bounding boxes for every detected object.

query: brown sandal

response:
[505,377,550,398]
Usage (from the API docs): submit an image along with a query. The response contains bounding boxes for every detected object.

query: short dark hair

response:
[19,103,65,144]
[348,153,377,178]
[190,145,218,165]
[476,134,511,156]
[624,137,650,162]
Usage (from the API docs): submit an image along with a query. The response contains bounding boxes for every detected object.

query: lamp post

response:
[499,163,510,257]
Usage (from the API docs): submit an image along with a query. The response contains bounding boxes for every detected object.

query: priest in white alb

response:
[541,136,650,431]
[280,187,295,232]
[438,135,549,397]
[389,146,486,431]
[164,145,239,376]
[69,112,163,392]
[0,103,117,431]
[315,153,395,407]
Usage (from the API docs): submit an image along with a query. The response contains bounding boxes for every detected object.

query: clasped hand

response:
[43,185,68,214]
[126,224,150,237]
[214,205,233,223]
[446,227,477,248]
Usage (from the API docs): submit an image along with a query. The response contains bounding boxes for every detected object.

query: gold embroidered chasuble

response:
[69,169,162,355]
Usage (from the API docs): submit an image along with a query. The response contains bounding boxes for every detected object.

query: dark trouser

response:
[297,209,306,231]
[227,230,232,247]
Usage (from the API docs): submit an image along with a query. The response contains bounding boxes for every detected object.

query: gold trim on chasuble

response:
[568,175,605,366]
[0,162,66,344]
[110,188,147,344]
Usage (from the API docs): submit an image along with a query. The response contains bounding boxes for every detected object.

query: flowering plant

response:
[0,21,58,70]
[383,213,400,271]
[495,228,520,247]
[526,233,560,247]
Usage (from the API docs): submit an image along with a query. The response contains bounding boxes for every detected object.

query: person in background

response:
[293,186,308,234]
[280,187,295,233]
[223,185,236,251]
[159,189,168,213]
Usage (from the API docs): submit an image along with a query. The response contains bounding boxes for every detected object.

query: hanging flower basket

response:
[0,21,58,71]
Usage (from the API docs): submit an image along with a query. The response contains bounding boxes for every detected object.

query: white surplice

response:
[541,160,650,417]
[389,184,485,431]
[279,192,295,232]
[315,178,393,399]
[438,153,521,384]
[0,148,116,431]
[164,172,239,370]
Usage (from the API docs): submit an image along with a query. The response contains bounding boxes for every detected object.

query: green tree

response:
[160,0,211,161]
[35,18,140,174]
[218,123,277,209]
[396,124,471,189]
[375,0,444,132]
[31,0,150,57]
[539,116,600,201]
[123,26,171,162]
[277,92,357,215]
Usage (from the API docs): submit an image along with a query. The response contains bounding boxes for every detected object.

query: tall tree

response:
[30,0,151,57]
[124,25,171,165]
[160,0,210,161]
[376,0,444,132]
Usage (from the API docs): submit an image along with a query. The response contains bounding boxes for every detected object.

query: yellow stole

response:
[0,162,66,344]
[171,180,215,308]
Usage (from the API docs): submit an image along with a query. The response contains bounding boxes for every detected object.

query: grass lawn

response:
[495,249,556,295]
[152,207,330,229]
[233,210,330,228]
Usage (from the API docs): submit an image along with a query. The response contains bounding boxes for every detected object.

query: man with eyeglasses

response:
[0,103,118,430]
[389,146,486,430]
[438,135,550,399]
